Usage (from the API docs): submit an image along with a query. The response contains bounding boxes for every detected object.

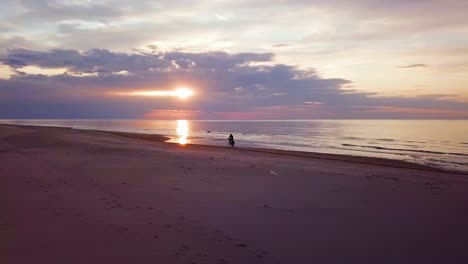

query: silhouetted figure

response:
[228,133,235,147]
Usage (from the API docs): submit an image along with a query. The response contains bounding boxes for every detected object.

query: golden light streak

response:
[176,120,189,145]
[118,87,195,99]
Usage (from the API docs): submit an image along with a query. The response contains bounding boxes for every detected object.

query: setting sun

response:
[174,87,194,99]
[117,87,195,99]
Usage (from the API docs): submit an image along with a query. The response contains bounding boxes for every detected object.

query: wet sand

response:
[1,124,468,263]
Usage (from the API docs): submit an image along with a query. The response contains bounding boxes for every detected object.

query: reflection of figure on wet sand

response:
[228,133,235,147]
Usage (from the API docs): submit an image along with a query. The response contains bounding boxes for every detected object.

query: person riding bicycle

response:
[228,133,235,147]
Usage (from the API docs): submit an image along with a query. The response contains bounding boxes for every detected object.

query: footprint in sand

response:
[234,243,247,248]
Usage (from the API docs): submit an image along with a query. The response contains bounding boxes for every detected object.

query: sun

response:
[174,87,194,99]
[115,86,195,99]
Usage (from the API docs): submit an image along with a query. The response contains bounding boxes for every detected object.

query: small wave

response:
[425,158,468,166]
[404,140,427,144]
[342,144,468,157]
[341,136,365,140]
[375,138,395,142]
[212,138,228,141]
[189,136,204,139]
[333,146,408,156]
[396,144,419,148]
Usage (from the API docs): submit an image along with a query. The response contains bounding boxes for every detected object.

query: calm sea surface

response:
[1,119,467,172]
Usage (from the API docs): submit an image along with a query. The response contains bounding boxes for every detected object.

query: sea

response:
[1,119,467,173]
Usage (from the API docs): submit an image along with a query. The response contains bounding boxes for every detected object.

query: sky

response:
[0,0,467,119]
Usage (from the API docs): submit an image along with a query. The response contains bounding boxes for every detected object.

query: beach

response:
[1,124,468,263]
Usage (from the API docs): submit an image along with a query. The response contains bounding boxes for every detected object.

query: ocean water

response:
[1,119,467,172]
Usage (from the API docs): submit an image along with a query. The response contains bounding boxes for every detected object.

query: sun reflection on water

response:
[176,120,189,145]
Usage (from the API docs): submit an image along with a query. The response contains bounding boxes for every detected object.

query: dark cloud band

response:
[0,48,466,119]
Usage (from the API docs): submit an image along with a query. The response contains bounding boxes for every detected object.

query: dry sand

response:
[1,124,468,264]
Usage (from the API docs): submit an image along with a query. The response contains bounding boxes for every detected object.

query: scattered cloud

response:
[271,44,291,48]
[304,101,324,105]
[397,64,428,69]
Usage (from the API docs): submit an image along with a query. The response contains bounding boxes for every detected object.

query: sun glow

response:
[119,87,195,99]
[174,88,194,99]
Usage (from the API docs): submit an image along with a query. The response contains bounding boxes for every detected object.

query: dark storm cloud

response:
[0,48,466,119]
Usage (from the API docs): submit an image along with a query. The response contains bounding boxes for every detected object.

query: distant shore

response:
[1,124,468,263]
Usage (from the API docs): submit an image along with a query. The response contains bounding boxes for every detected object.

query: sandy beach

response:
[1,124,468,264]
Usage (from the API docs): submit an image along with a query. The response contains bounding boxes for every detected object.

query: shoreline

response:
[118,132,464,175]
[2,123,465,175]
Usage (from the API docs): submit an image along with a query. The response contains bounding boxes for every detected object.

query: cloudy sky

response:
[0,0,467,119]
